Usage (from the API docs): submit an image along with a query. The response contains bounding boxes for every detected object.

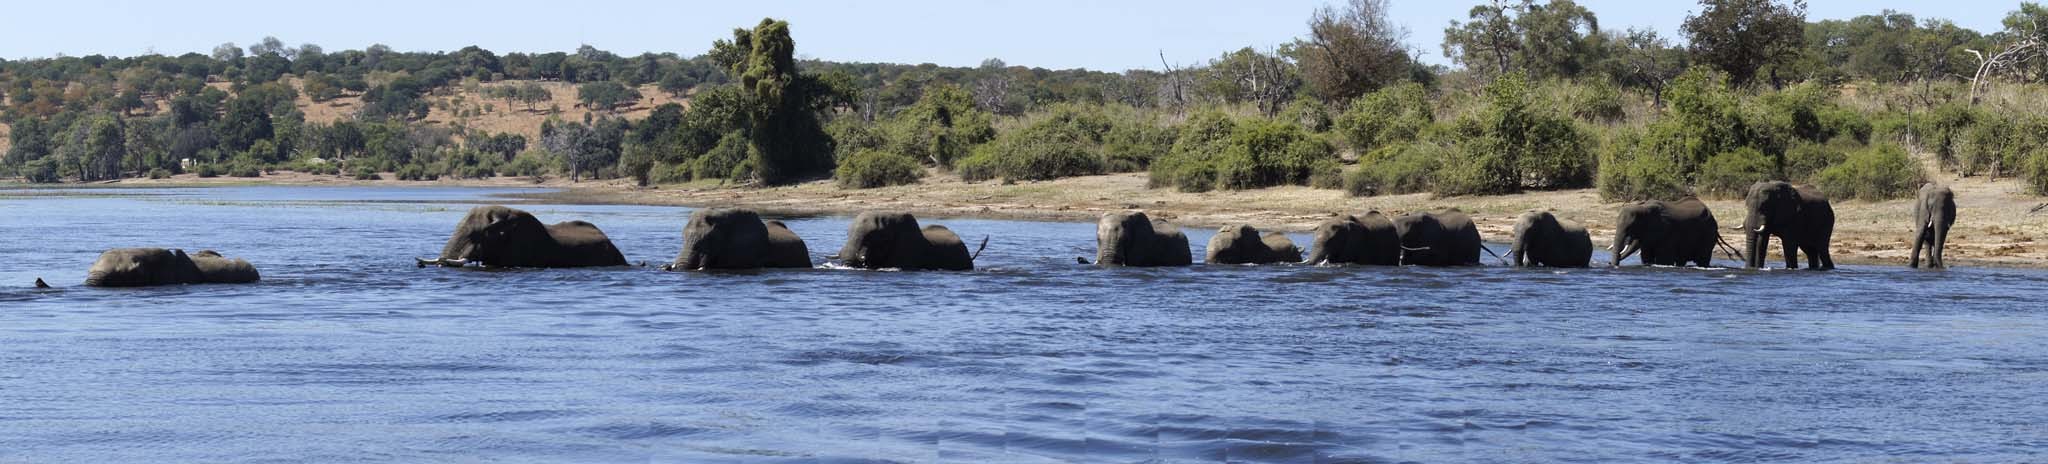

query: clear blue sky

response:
[0,0,2019,71]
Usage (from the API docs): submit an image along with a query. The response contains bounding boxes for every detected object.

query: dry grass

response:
[287,77,688,142]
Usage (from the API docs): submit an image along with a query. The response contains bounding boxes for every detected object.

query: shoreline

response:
[17,170,2048,269]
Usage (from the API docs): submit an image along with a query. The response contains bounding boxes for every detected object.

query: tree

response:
[211,42,243,62]
[216,96,273,152]
[64,114,127,181]
[710,18,837,184]
[1604,28,1689,107]
[1965,3,2048,104]
[1295,0,1416,103]
[1199,47,1302,116]
[1682,0,1808,87]
[1444,0,1521,76]
[576,80,641,112]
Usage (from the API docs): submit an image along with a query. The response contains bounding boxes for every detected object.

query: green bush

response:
[692,132,751,181]
[195,164,223,178]
[396,164,431,181]
[1102,121,1176,172]
[1814,143,1927,200]
[1696,148,1778,198]
[1148,117,1335,191]
[835,150,925,188]
[1958,112,2036,177]
[1564,79,1625,123]
[1432,141,1516,197]
[2027,149,2048,195]
[1922,101,1977,170]
[502,149,553,178]
[23,159,60,183]
[1782,139,1852,182]
[1596,130,1689,201]
[352,166,381,180]
[1869,110,1915,146]
[649,161,692,184]
[228,162,262,178]
[1307,159,1343,189]
[1152,156,1219,192]
[1346,143,1445,196]
[1335,82,1431,153]
[147,168,172,179]
[960,114,1108,182]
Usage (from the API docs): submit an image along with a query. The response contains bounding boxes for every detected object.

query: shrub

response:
[502,149,554,178]
[1696,148,1778,198]
[1280,97,1334,132]
[884,84,995,168]
[1346,143,1445,197]
[352,166,381,180]
[1148,117,1335,191]
[692,132,751,181]
[1307,159,1343,189]
[1922,102,1977,169]
[1432,141,1517,197]
[1596,130,1689,201]
[1782,139,1852,182]
[959,115,1107,182]
[835,150,925,188]
[460,164,496,180]
[148,168,172,179]
[649,161,693,184]
[23,159,60,183]
[1564,79,1625,123]
[1153,156,1219,192]
[1102,121,1176,172]
[195,164,222,178]
[396,164,430,181]
[2027,149,2048,195]
[1335,82,1431,153]
[228,162,262,178]
[1814,143,1927,200]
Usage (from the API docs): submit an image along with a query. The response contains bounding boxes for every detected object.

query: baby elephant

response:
[421,205,628,268]
[1095,211,1192,267]
[1392,209,1483,266]
[1205,224,1301,265]
[85,248,260,287]
[664,208,811,271]
[837,211,979,271]
[1305,212,1400,265]
[1911,183,1957,269]
[1509,210,1593,268]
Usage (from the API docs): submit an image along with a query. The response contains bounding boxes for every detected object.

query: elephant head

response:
[1510,210,1553,266]
[837,211,973,270]
[671,208,772,270]
[1743,181,1802,268]
[439,206,553,266]
[1095,211,1191,267]
[1609,201,1664,266]
[1305,215,1365,265]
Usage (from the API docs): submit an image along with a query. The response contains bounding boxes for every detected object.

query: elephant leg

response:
[1816,243,1834,270]
[1781,237,1799,270]
[1932,227,1948,269]
[1910,230,1925,269]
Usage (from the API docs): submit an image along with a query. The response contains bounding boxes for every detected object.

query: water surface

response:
[2,186,2045,462]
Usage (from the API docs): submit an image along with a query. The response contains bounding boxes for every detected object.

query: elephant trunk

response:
[1610,234,1638,267]
[1745,230,1763,269]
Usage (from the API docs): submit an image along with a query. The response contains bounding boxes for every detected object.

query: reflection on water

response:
[2,186,2046,462]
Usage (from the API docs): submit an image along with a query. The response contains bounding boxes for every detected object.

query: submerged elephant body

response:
[837,212,975,271]
[665,208,811,271]
[85,248,259,287]
[429,205,627,268]
[1611,197,1720,267]
[1095,212,1192,267]
[1911,183,1957,269]
[1205,224,1301,265]
[1743,181,1835,270]
[1305,212,1400,266]
[1510,210,1593,268]
[1392,210,1482,266]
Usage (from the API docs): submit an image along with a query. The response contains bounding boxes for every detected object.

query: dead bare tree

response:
[1965,37,2042,105]
[1158,50,1191,116]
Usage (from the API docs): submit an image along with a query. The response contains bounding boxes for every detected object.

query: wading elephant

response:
[1391,210,1482,266]
[1095,211,1192,267]
[85,248,260,287]
[1304,212,1400,265]
[836,212,980,271]
[1911,183,1957,269]
[1205,224,1301,264]
[419,205,628,268]
[1611,196,1721,267]
[1510,210,1593,268]
[1743,181,1835,270]
[662,208,811,271]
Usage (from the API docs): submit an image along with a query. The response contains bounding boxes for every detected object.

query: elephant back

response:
[1550,217,1594,267]
[761,220,813,268]
[1204,224,1266,265]
[1434,210,1482,265]
[190,250,261,284]
[918,225,974,271]
[840,211,926,269]
[544,221,629,267]
[85,248,204,287]
[1259,232,1302,263]
[1145,218,1193,267]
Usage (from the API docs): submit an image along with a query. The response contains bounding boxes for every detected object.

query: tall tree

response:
[710,18,837,184]
[1295,0,1415,103]
[1682,0,1808,87]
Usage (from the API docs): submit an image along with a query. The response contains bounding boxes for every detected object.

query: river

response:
[1,186,2044,462]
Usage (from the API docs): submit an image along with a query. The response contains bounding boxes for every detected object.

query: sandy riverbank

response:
[54,169,2048,268]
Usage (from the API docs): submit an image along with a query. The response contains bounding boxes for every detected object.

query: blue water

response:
[2,186,2046,462]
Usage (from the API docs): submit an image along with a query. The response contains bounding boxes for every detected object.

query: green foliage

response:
[502,149,554,178]
[1147,114,1336,191]
[1596,129,1690,201]
[1783,139,1853,182]
[1335,82,1432,153]
[1102,119,1177,172]
[148,168,172,179]
[1346,143,1446,196]
[1922,101,1977,169]
[195,163,223,178]
[576,81,643,112]
[1696,147,1778,198]
[1814,143,1927,200]
[713,18,838,184]
[1957,111,2034,177]
[1682,0,1808,86]
[834,150,925,188]
[884,84,993,168]
[691,132,752,181]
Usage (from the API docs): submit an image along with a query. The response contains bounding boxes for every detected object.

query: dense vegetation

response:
[7,0,2048,201]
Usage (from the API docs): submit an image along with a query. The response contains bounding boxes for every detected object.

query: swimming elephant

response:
[1611,196,1721,267]
[1304,212,1400,265]
[1911,183,1957,269]
[662,208,811,271]
[836,211,980,271]
[1095,211,1192,267]
[1510,210,1593,268]
[85,248,260,287]
[1204,224,1301,265]
[1743,181,1835,270]
[419,205,628,268]
[1391,210,1482,266]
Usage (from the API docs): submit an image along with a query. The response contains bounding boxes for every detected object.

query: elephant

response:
[1510,210,1593,268]
[1743,181,1835,270]
[85,248,260,287]
[1304,212,1400,265]
[1911,183,1957,269]
[1205,224,1302,264]
[419,205,628,268]
[1611,196,1722,267]
[836,211,980,271]
[1095,211,1192,267]
[662,208,812,271]
[1391,210,1482,266]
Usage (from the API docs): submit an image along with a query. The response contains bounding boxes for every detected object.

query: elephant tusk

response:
[1753,225,1766,233]
[1400,245,1432,252]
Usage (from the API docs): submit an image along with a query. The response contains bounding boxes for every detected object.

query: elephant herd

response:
[62,181,1964,287]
